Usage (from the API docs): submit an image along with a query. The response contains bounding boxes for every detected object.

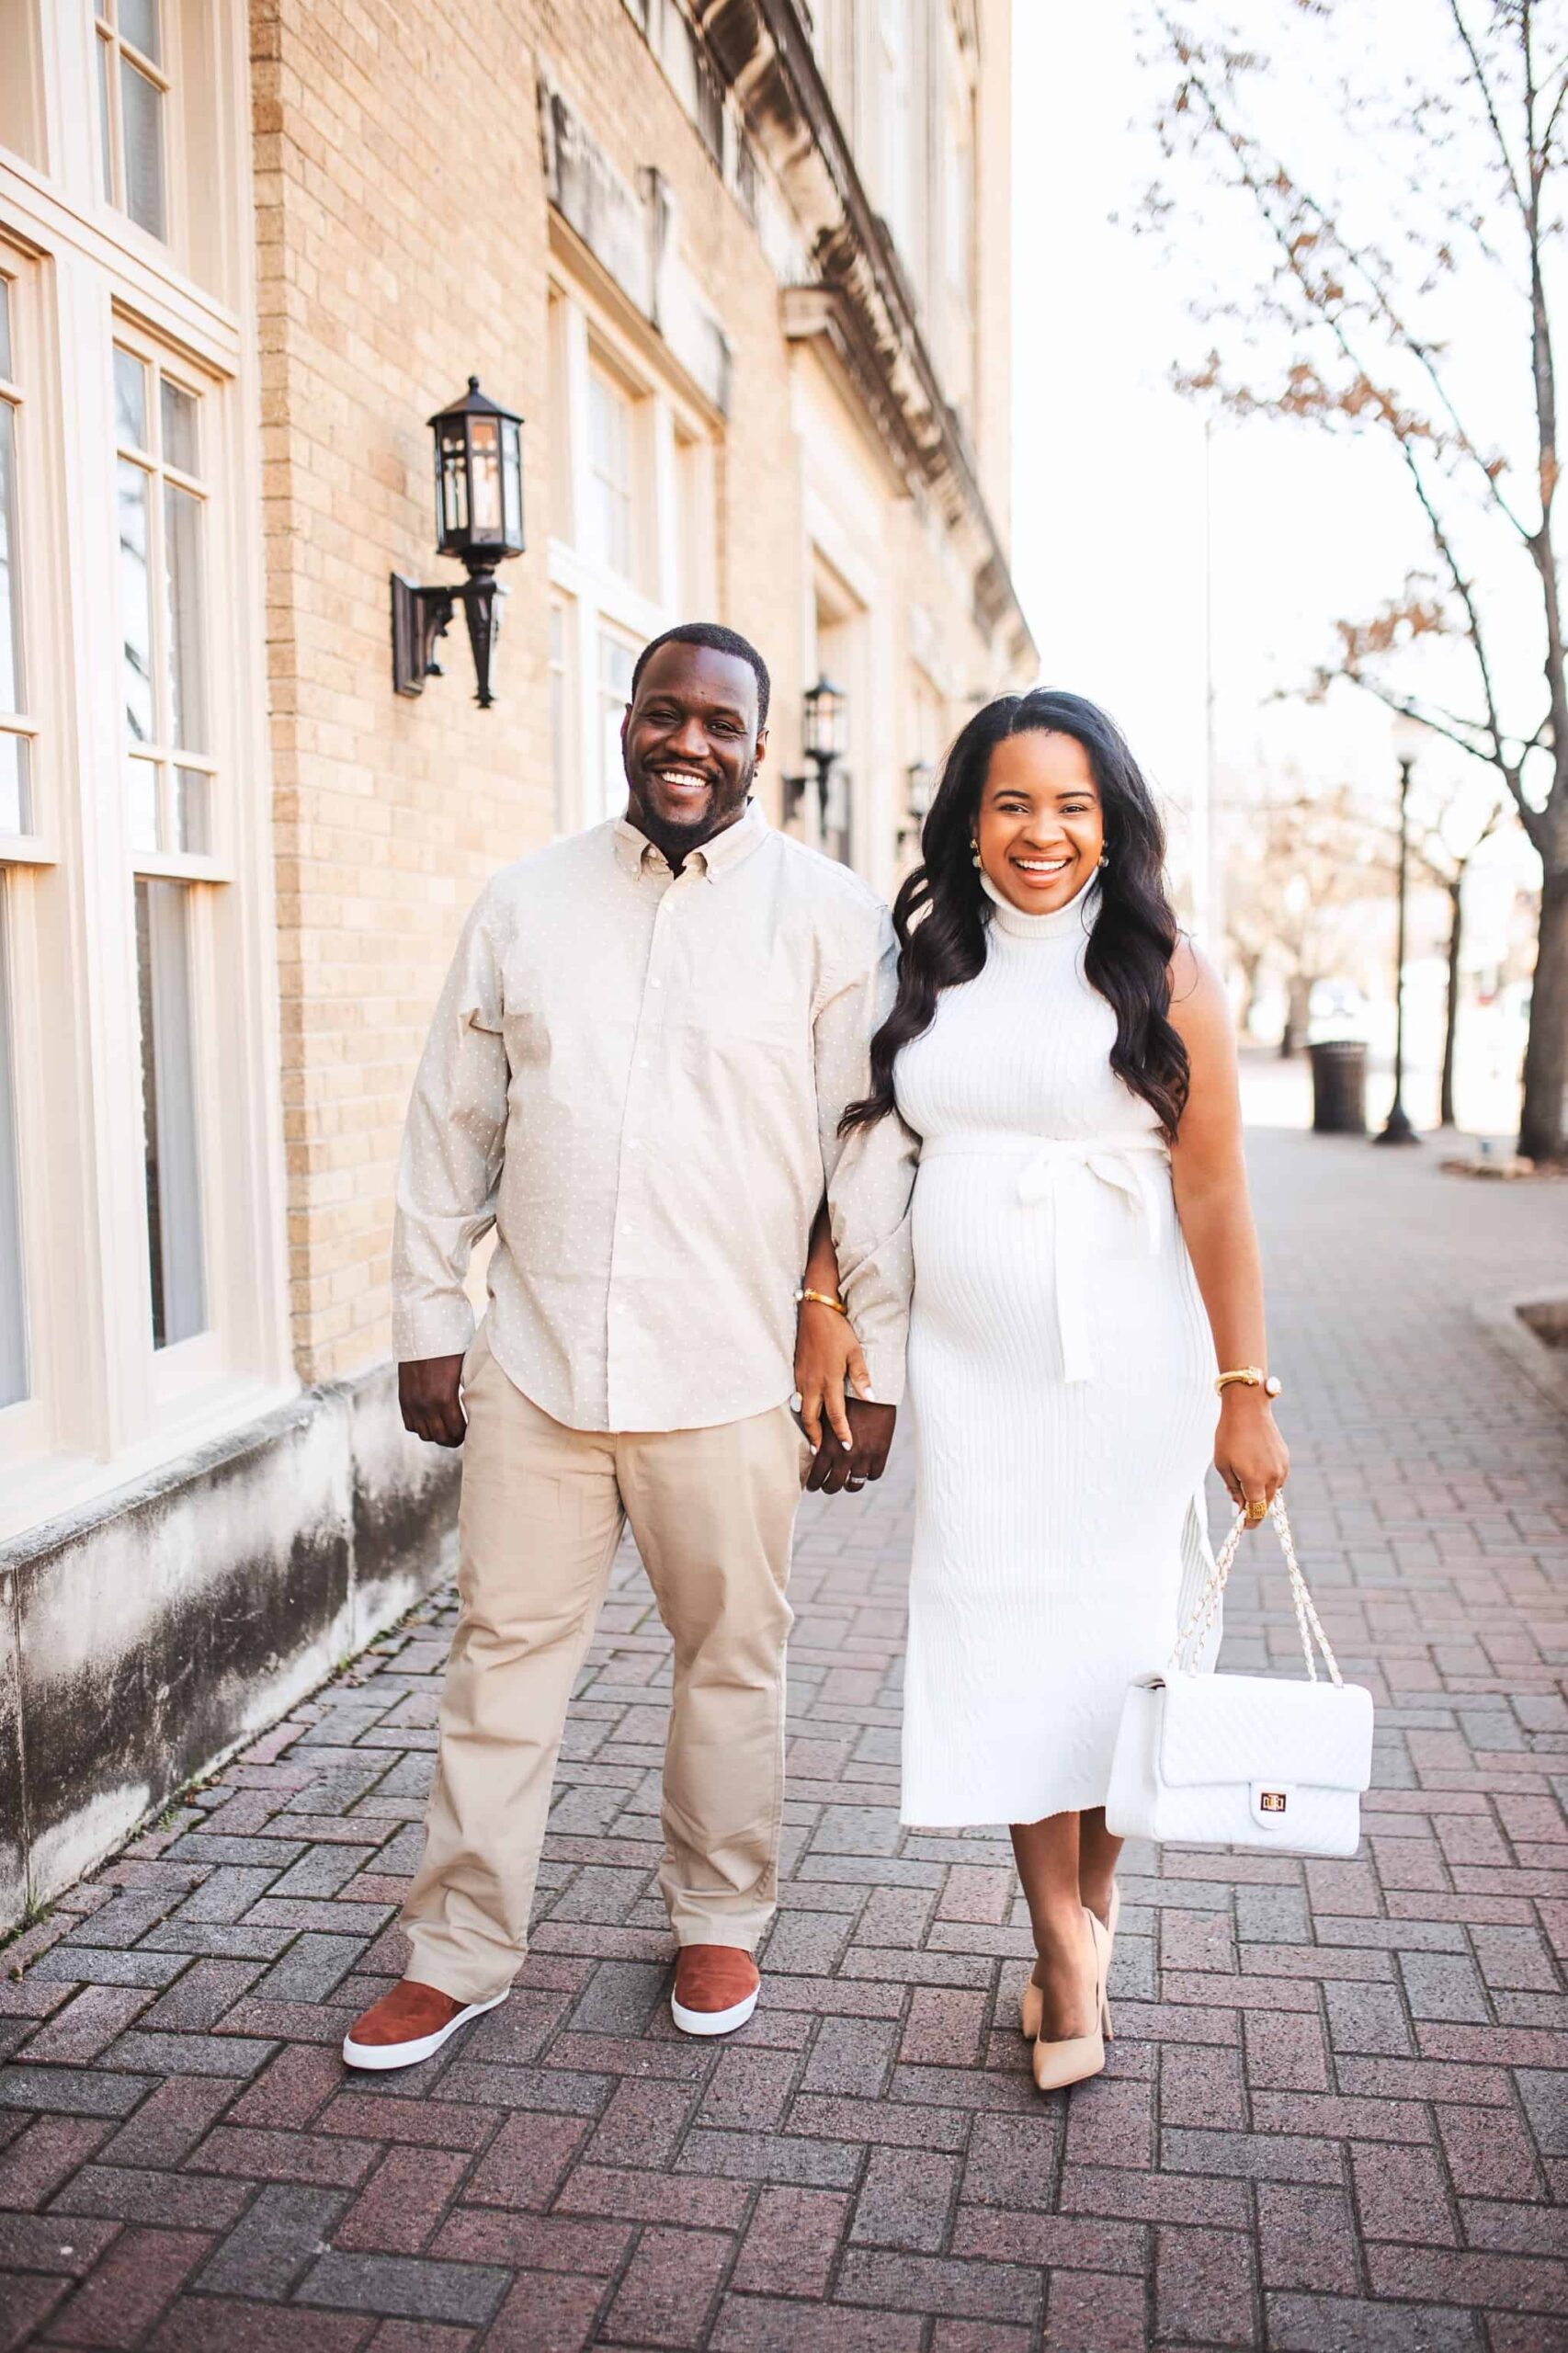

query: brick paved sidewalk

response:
[3,1123,1567,2352]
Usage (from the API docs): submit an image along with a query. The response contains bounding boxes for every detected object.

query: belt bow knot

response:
[925,1130,1169,1385]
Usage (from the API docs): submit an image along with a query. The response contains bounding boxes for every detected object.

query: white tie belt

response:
[921,1131,1171,1383]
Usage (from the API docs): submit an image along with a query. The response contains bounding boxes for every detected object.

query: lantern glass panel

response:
[437,422,468,545]
[501,416,524,549]
[469,415,503,538]
[804,679,846,761]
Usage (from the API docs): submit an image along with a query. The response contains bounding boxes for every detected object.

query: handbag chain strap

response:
[1173,1495,1344,1688]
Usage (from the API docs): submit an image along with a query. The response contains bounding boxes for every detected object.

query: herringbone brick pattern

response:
[3,1124,1567,2349]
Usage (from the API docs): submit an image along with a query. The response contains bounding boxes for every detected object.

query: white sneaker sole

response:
[670,1984,759,2038]
[342,1989,507,2072]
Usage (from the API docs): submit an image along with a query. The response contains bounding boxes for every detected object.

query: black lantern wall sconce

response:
[783,675,848,828]
[392,377,525,708]
[898,756,936,856]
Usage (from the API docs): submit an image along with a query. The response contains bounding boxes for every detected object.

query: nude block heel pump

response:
[1031,1905,1111,2096]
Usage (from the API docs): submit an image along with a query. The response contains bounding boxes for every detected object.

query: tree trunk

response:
[1520,863,1568,1162]
[1440,877,1462,1130]
[1279,973,1312,1059]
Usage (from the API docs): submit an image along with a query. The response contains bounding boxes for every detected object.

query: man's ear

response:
[753,727,768,770]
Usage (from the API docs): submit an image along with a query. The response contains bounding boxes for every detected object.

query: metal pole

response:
[1201,417,1217,943]
[1375,753,1419,1145]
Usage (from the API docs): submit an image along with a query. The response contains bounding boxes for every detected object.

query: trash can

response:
[1309,1039,1368,1134]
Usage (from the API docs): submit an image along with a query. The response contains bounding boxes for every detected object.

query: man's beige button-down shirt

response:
[391,803,916,1434]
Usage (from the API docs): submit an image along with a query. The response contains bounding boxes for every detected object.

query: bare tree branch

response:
[1444,0,1527,216]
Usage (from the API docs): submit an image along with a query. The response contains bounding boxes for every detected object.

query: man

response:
[345,622,915,2070]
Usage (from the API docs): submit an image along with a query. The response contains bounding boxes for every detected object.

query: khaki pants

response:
[400,1332,805,2006]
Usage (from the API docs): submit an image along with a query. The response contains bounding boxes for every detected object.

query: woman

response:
[798,689,1288,2093]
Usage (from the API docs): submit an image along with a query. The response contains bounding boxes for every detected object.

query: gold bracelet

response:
[1215,1366,1282,1399]
[795,1287,848,1317]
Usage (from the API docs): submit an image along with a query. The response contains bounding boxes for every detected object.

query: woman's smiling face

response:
[974,729,1106,915]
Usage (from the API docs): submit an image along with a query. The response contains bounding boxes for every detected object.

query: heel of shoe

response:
[1101,1993,1114,2042]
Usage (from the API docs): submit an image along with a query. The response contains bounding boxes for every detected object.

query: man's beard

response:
[629,758,756,867]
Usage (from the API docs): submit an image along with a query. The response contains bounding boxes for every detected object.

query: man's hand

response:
[399,1353,468,1448]
[806,1398,896,1495]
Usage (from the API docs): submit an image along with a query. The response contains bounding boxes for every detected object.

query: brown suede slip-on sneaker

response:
[342,1977,507,2072]
[670,1943,760,2037]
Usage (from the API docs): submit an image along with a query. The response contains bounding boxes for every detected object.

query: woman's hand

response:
[795,1298,870,1455]
[1215,1391,1290,1526]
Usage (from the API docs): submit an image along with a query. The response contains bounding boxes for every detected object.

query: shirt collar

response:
[613,799,768,884]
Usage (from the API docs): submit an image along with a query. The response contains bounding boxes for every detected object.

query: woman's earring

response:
[1097,852,1109,870]
[971,841,983,870]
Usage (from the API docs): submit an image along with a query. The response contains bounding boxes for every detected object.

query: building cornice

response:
[694,0,1034,662]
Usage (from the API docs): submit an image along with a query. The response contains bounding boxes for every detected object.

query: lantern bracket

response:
[392,571,509,707]
[782,747,836,831]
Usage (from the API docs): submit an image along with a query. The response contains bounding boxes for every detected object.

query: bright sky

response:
[1008,2,1537,939]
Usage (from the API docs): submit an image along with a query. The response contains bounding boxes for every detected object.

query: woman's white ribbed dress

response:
[895,875,1218,1828]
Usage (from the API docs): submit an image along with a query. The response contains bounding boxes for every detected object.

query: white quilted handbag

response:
[1105,1496,1374,1859]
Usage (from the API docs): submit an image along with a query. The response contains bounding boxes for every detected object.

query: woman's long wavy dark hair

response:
[842,689,1189,1140]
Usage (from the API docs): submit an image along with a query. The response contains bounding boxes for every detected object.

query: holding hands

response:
[794,1292,896,1495]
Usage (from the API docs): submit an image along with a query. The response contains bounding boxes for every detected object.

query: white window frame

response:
[0,247,58,1478]
[111,320,224,882]
[0,253,50,868]
[111,317,243,1417]
[0,865,49,1470]
[94,0,184,253]
[547,589,576,838]
[876,0,917,277]
[0,0,292,1543]
[546,255,721,835]
[937,9,977,418]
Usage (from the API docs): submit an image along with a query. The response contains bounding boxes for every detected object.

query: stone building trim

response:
[696,0,1034,665]
[539,64,733,418]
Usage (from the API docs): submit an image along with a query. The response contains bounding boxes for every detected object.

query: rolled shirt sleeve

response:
[814,908,918,1404]
[391,892,510,1362]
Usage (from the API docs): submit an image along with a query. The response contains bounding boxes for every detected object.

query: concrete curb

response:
[1471,1288,1568,1419]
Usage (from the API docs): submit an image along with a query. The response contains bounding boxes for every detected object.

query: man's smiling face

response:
[621,642,767,853]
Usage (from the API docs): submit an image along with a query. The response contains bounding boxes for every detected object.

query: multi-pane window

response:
[97,0,169,241]
[0,278,30,836]
[0,878,27,1407]
[877,0,915,269]
[586,366,635,582]
[547,276,717,832]
[549,595,574,835]
[115,344,214,858]
[597,628,636,822]
[135,875,206,1348]
[115,338,216,1352]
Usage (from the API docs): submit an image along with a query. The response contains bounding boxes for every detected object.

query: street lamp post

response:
[1375,733,1420,1147]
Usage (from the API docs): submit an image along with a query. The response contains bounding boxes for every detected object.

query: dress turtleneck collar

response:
[979,867,1101,940]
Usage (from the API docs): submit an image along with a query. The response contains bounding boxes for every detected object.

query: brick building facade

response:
[0,0,1031,1926]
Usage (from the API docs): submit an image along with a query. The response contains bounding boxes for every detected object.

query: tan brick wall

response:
[254,0,1017,1386]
